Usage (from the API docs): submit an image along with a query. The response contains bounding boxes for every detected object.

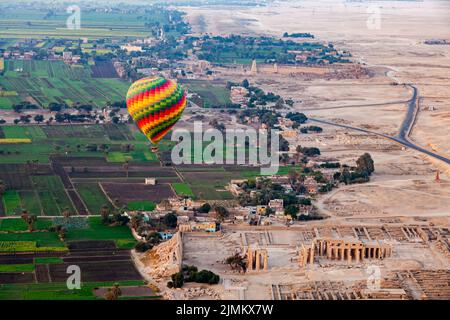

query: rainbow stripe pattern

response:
[126,77,187,144]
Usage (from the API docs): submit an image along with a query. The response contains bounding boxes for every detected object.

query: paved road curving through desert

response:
[309,84,450,165]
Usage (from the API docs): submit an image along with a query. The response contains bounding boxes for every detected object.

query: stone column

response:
[298,249,303,267]
[355,248,360,263]
[309,247,315,265]
[327,242,332,259]
[255,251,261,271]
[248,249,253,271]
[347,248,352,264]
[264,251,268,271]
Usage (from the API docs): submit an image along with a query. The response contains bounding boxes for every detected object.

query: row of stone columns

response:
[299,239,393,267]
[247,248,269,271]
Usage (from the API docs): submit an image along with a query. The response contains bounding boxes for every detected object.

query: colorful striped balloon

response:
[126,77,187,144]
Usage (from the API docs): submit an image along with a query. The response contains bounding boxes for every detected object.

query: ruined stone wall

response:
[140,232,183,279]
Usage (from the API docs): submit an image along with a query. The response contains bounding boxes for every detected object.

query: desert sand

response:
[182,0,450,220]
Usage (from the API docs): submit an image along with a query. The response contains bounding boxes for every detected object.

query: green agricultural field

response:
[0,213,135,248]
[0,216,135,251]
[116,239,139,249]
[127,200,156,211]
[2,190,21,215]
[0,218,52,232]
[106,152,131,163]
[0,142,53,164]
[104,124,135,141]
[172,183,195,198]
[65,217,136,246]
[2,126,47,140]
[0,60,130,109]
[0,264,35,272]
[0,171,81,217]
[0,4,180,40]
[190,184,234,200]
[19,190,41,215]
[0,231,66,248]
[132,149,158,162]
[75,183,112,215]
[0,96,21,109]
[34,257,63,265]
[0,280,148,300]
[31,176,75,216]
[0,124,156,164]
[0,241,37,252]
[180,79,230,108]
[0,126,53,164]
[106,148,157,163]
[178,167,244,200]
[42,124,109,140]
[81,48,113,55]
[242,165,302,178]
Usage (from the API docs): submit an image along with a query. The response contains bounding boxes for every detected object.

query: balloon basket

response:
[151,146,159,153]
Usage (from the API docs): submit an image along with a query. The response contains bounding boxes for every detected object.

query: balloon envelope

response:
[126,77,186,144]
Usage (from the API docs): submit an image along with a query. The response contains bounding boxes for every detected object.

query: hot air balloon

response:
[126,76,187,146]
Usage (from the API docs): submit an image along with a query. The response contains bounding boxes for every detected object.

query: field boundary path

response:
[50,156,89,215]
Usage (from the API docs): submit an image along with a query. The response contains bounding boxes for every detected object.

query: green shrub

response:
[171,272,184,288]
[192,270,220,285]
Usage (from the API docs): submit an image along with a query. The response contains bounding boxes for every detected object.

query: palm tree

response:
[130,214,143,230]
[21,210,37,232]
[111,283,121,297]
[100,205,110,224]
[62,207,71,222]
[55,225,66,241]
[104,283,121,300]
[225,253,247,273]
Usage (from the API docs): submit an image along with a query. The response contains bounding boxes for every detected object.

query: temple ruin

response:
[247,247,269,272]
[140,232,183,278]
[298,238,393,267]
